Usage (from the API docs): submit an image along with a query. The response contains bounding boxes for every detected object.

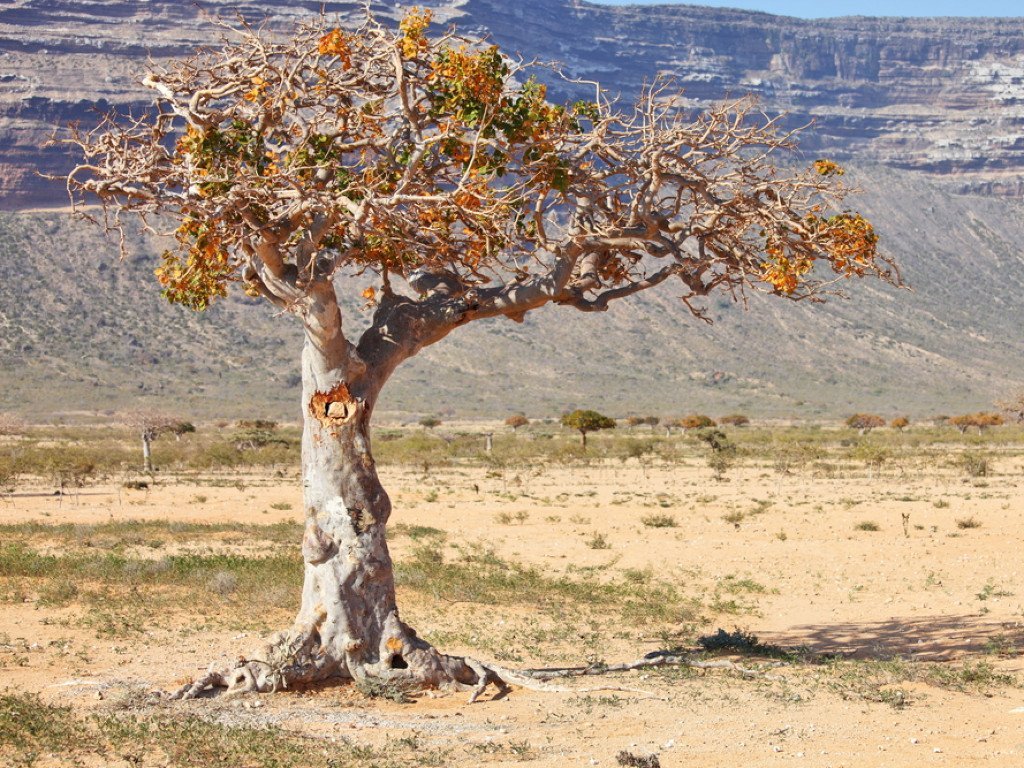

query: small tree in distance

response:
[697,428,736,481]
[719,414,750,427]
[677,414,717,431]
[419,416,442,430]
[845,413,885,434]
[61,8,896,699]
[950,412,1004,433]
[505,414,529,432]
[890,416,909,431]
[561,409,616,449]
[124,411,189,472]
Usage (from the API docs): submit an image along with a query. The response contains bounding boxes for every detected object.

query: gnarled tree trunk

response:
[289,337,468,688]
[172,308,507,700]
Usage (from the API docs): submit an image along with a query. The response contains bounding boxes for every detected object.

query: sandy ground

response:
[2,460,1023,767]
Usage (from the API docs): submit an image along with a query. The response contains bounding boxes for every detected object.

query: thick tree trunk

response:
[289,338,461,689]
[172,335,500,699]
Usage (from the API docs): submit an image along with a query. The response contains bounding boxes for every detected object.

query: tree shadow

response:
[761,615,1024,662]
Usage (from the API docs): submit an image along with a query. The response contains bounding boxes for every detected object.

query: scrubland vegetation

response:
[2,414,1024,765]
[3,415,1022,487]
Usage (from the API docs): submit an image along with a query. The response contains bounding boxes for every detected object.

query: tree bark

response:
[172,332,499,699]
[291,337,443,686]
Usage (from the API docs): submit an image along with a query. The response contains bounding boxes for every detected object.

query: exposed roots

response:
[168,632,778,702]
[169,623,340,700]
[513,649,785,680]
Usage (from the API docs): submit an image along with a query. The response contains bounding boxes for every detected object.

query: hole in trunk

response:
[389,653,408,670]
[309,381,358,427]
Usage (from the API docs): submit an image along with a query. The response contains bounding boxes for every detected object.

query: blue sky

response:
[589,1,1024,17]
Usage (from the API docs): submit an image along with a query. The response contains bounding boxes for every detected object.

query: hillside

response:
[1,1,1023,420]
[2,165,1022,421]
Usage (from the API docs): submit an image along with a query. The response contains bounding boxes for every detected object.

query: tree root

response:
[516,649,785,680]
[167,634,779,702]
[169,622,340,700]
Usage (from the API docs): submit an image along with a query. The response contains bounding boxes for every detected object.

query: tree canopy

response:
[561,409,616,448]
[63,7,895,361]
[845,413,885,432]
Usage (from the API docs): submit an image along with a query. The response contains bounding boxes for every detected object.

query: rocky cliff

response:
[2,0,1024,207]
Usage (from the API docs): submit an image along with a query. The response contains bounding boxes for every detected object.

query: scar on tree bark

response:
[309,381,359,427]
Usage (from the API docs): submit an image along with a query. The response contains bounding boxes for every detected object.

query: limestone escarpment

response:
[2,0,1023,207]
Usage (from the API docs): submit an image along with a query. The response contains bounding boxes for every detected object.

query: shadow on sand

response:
[762,615,1024,662]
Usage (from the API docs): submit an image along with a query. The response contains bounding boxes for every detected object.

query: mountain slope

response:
[2,165,1022,420]
[1,2,1023,420]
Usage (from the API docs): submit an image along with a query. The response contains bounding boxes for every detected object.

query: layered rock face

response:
[2,0,1024,208]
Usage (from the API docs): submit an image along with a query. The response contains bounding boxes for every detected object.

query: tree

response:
[235,420,289,450]
[124,411,186,472]
[950,412,1003,434]
[505,414,529,432]
[845,413,885,434]
[719,414,750,427]
[696,428,736,480]
[677,414,716,431]
[561,409,617,449]
[890,416,909,431]
[61,9,894,699]
[976,412,1006,431]
[419,416,442,430]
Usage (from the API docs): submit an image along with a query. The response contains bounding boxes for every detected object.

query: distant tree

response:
[677,414,717,431]
[419,416,442,430]
[626,415,660,430]
[124,411,184,472]
[235,421,288,450]
[719,414,750,427]
[949,414,973,434]
[504,414,529,432]
[950,412,1004,434]
[697,428,736,480]
[561,409,616,449]
[163,421,196,441]
[978,412,1007,430]
[890,416,909,431]
[845,413,885,434]
[62,8,895,699]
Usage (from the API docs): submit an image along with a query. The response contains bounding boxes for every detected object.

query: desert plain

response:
[1,422,1022,767]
